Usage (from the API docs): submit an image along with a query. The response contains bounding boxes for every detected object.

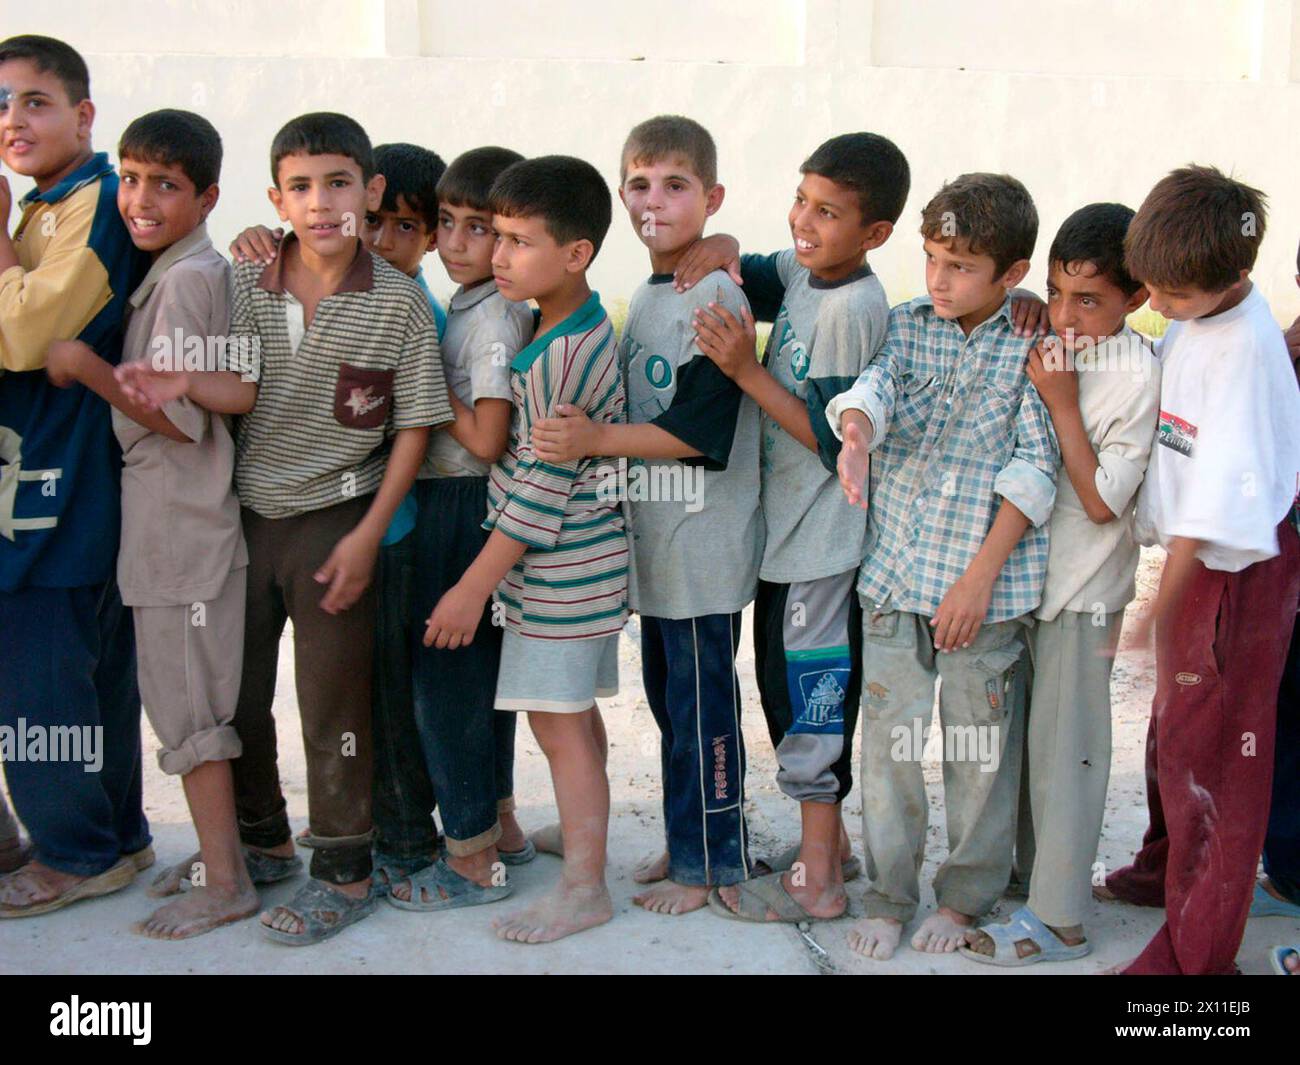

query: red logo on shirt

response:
[1157,410,1196,457]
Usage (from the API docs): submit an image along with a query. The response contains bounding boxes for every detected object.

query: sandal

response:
[706,871,842,924]
[958,905,1091,967]
[387,857,512,912]
[1250,881,1300,919]
[261,878,377,946]
[371,852,432,898]
[0,857,136,918]
[753,844,861,883]
[498,840,536,866]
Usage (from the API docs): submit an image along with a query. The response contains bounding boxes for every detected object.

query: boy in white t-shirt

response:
[1099,166,1300,975]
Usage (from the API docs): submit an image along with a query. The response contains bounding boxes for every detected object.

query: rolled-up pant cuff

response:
[668,862,749,888]
[445,821,502,858]
[496,796,516,815]
[309,830,375,883]
[157,724,243,777]
[934,885,996,920]
[238,805,291,850]
[859,893,917,922]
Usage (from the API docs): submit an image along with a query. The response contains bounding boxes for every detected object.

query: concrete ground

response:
[2,549,1296,974]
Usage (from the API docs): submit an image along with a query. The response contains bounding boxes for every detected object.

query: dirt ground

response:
[2,548,1296,974]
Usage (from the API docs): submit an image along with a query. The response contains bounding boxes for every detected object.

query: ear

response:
[76,98,95,145]
[617,185,628,211]
[1000,258,1032,290]
[859,219,893,253]
[424,229,438,253]
[365,173,386,213]
[198,183,220,221]
[704,183,725,217]
[267,185,289,222]
[566,238,595,274]
[1124,284,1149,315]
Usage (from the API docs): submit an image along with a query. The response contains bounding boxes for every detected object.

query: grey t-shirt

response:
[419,279,531,480]
[620,271,762,619]
[744,248,887,582]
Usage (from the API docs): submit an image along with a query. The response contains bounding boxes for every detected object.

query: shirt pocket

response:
[970,382,1021,458]
[333,363,395,430]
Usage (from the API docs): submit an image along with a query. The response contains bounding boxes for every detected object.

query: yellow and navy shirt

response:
[0,152,147,590]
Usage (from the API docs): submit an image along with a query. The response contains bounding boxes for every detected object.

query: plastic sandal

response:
[958,905,1091,967]
[261,878,378,945]
[386,857,511,912]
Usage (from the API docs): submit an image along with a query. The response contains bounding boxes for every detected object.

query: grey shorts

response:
[495,630,620,713]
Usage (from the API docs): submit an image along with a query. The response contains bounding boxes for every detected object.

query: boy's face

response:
[787,172,889,281]
[363,194,434,277]
[1143,272,1249,321]
[268,152,385,259]
[117,155,217,255]
[490,213,586,303]
[437,200,497,286]
[923,236,1026,322]
[0,58,92,183]
[1046,260,1146,352]
[618,154,721,259]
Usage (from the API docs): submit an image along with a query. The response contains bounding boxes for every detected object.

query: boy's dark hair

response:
[621,115,717,188]
[1048,202,1141,296]
[801,132,910,226]
[270,112,374,186]
[920,173,1038,277]
[1125,165,1267,292]
[489,155,612,260]
[373,143,446,230]
[0,34,89,104]
[436,146,524,213]
[118,109,222,192]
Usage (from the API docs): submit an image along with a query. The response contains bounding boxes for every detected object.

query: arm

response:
[532,413,703,463]
[115,363,257,415]
[315,424,430,614]
[0,176,17,273]
[46,340,189,442]
[1124,536,1202,653]
[930,500,1032,651]
[444,392,512,463]
[424,528,528,650]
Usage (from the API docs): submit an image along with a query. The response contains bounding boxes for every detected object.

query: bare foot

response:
[911,908,974,953]
[492,881,613,944]
[0,861,84,908]
[714,873,847,921]
[633,880,710,915]
[847,916,903,960]
[1099,958,1134,974]
[633,850,670,885]
[498,811,527,854]
[529,822,564,857]
[147,852,202,898]
[134,882,260,940]
[1092,883,1118,902]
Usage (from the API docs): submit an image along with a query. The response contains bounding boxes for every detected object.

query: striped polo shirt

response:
[485,291,629,640]
[232,233,452,519]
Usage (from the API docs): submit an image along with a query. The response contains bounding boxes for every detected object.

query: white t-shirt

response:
[1135,284,1300,572]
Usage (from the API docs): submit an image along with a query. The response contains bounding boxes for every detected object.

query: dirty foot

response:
[492,881,613,944]
[529,822,564,857]
[147,852,203,898]
[134,882,260,940]
[911,908,974,953]
[847,916,903,960]
[715,873,846,921]
[498,811,527,854]
[633,880,710,915]
[633,850,670,885]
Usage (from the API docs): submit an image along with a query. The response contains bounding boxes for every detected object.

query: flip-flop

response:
[0,857,136,918]
[957,905,1091,967]
[1269,945,1300,975]
[125,844,156,872]
[261,878,377,946]
[706,871,842,924]
[386,857,512,912]
[753,843,861,883]
[1250,881,1300,919]
[498,840,536,866]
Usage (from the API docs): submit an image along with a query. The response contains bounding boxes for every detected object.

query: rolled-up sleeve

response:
[995,385,1058,527]
[1093,366,1161,519]
[825,361,895,452]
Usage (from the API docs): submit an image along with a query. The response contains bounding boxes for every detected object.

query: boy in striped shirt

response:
[424,155,627,944]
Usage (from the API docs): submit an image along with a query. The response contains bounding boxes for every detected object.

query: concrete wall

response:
[5,0,1299,321]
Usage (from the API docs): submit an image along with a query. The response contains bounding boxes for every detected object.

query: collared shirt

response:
[231,232,452,520]
[484,292,629,640]
[826,295,1059,623]
[113,224,248,606]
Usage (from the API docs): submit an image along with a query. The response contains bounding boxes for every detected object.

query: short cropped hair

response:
[0,34,89,104]
[801,132,910,226]
[118,109,222,192]
[921,173,1038,277]
[373,143,446,230]
[1125,165,1267,292]
[1048,202,1140,296]
[621,115,717,188]
[490,155,612,260]
[437,146,524,213]
[270,112,374,186]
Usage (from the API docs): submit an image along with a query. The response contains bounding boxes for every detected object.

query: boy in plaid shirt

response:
[827,173,1059,961]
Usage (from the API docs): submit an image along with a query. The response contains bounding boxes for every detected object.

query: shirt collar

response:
[914,292,1017,334]
[19,150,114,209]
[128,223,213,309]
[450,277,500,311]
[511,291,604,372]
[257,230,374,295]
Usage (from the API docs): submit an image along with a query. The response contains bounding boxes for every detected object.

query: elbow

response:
[1086,503,1118,525]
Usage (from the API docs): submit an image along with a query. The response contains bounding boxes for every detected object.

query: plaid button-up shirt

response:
[826,295,1059,623]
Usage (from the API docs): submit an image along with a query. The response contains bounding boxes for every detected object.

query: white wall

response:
[4,0,1300,321]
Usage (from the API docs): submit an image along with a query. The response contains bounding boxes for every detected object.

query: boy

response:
[680,132,911,924]
[0,35,152,917]
[424,155,625,943]
[47,109,260,938]
[388,145,536,911]
[827,173,1059,960]
[532,115,761,916]
[960,203,1159,965]
[1099,166,1300,975]
[226,112,451,945]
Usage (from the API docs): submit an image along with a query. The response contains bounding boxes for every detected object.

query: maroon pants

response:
[1108,522,1300,975]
